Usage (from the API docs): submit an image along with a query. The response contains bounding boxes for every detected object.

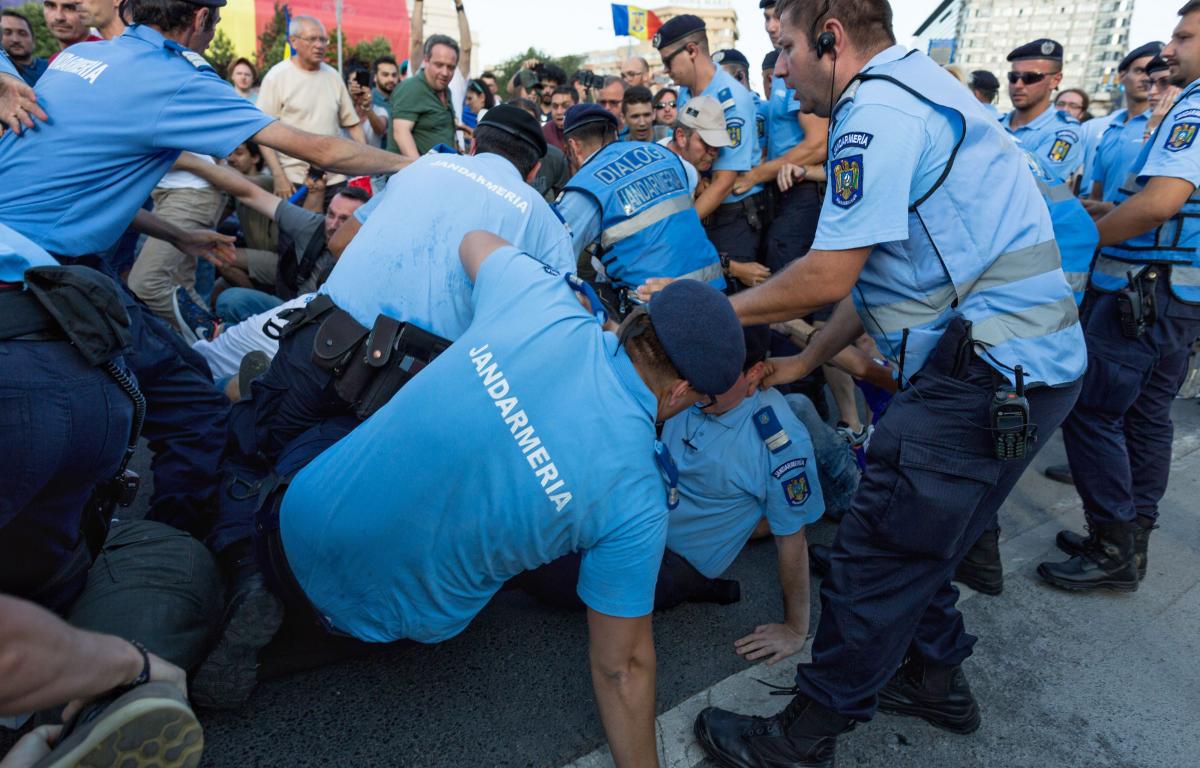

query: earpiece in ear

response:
[815,31,836,59]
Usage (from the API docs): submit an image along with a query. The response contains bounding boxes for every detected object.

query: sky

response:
[465,0,1181,86]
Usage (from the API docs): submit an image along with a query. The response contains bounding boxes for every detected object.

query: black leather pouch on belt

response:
[22,265,131,364]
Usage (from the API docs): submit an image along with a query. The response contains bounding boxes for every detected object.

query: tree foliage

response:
[205,28,237,75]
[492,47,586,99]
[11,2,59,60]
[328,31,392,70]
[257,2,290,70]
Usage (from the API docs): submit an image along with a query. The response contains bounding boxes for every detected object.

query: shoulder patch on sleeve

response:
[1174,108,1200,120]
[831,154,864,208]
[1048,136,1075,163]
[1166,122,1199,152]
[780,472,812,506]
[718,87,735,109]
[832,131,873,156]
[753,406,791,453]
[771,457,807,479]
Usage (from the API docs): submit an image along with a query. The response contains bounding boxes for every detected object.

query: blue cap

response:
[1007,39,1063,62]
[1119,41,1163,73]
[563,103,619,135]
[653,14,706,52]
[647,280,745,396]
[759,0,776,7]
[713,49,750,70]
[1146,55,1168,75]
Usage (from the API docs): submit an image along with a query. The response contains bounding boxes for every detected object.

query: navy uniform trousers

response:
[55,254,229,539]
[762,182,821,275]
[796,320,1081,720]
[1063,280,1200,527]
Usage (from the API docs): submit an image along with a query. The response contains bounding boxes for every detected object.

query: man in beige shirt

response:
[257,15,365,198]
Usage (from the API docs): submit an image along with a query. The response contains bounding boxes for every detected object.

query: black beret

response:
[1119,41,1163,72]
[653,14,706,52]
[182,0,226,6]
[713,49,750,70]
[479,104,548,158]
[1146,55,1169,75]
[563,103,619,135]
[969,69,999,92]
[763,49,780,71]
[758,0,776,7]
[1007,39,1063,62]
[648,280,745,396]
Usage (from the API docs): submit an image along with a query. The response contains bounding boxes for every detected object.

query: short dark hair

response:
[537,63,567,86]
[129,0,216,34]
[468,78,497,109]
[653,87,678,106]
[1,10,33,35]
[776,0,896,52]
[236,139,264,171]
[623,85,654,108]
[552,85,579,104]
[480,70,497,81]
[1180,1,1200,15]
[602,75,627,91]
[423,33,460,60]
[333,186,370,205]
[475,123,541,178]
[373,55,398,74]
[226,56,258,84]
[674,30,710,56]
[620,310,681,385]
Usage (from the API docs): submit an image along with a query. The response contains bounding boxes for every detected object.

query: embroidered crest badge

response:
[831,155,863,208]
[1166,122,1199,152]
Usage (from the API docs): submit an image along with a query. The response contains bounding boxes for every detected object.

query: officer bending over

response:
[557,102,725,317]
[196,106,575,709]
[516,325,824,667]
[692,2,1085,765]
[207,232,746,767]
[1039,2,1200,592]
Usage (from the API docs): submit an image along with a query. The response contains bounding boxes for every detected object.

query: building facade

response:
[914,0,1137,113]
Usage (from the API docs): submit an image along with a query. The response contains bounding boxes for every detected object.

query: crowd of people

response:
[1,0,1199,766]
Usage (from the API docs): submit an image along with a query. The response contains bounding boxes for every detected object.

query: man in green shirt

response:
[387,33,458,155]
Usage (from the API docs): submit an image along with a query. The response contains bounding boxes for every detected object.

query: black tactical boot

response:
[191,542,284,710]
[808,543,831,578]
[1055,521,1096,559]
[877,656,981,734]
[953,529,1003,596]
[694,692,855,768]
[1134,521,1155,581]
[1037,521,1139,592]
[1043,463,1074,485]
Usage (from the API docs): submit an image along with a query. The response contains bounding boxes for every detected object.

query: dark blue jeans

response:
[763,182,821,274]
[0,340,133,613]
[795,329,1081,720]
[1063,283,1200,526]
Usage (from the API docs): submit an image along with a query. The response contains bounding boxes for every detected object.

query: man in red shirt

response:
[44,0,103,61]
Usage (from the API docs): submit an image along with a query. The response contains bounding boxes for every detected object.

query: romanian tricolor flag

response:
[611,4,662,42]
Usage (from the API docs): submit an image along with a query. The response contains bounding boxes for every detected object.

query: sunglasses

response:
[654,101,677,110]
[662,43,693,70]
[1055,99,1084,110]
[1007,71,1053,85]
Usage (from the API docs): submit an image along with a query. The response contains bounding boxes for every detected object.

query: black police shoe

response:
[1055,523,1095,559]
[694,692,855,768]
[953,529,1003,596]
[1134,523,1155,581]
[1037,521,1138,592]
[877,656,981,734]
[808,543,831,578]
[1043,463,1074,485]
[191,564,284,710]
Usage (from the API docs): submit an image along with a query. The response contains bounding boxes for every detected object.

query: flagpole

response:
[336,0,344,77]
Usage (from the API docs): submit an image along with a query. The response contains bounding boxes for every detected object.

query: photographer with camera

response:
[346,64,388,148]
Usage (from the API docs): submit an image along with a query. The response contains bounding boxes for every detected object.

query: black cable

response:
[105,360,146,475]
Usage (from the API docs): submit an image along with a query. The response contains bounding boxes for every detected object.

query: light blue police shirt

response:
[282,246,669,643]
[813,46,956,250]
[0,47,17,78]
[1139,77,1200,187]
[322,152,574,338]
[1091,109,1151,202]
[0,223,58,283]
[0,25,273,257]
[701,68,763,202]
[766,75,805,161]
[999,105,1083,182]
[661,388,823,579]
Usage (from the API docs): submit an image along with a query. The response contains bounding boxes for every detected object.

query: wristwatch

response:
[719,253,731,275]
[123,640,151,690]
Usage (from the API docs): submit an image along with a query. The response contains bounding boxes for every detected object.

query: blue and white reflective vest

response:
[1091,79,1200,305]
[562,140,724,291]
[840,51,1085,387]
[1021,149,1098,304]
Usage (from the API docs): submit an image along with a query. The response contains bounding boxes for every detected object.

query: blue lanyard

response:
[564,273,608,326]
[653,440,680,510]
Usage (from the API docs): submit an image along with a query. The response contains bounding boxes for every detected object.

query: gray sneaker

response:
[32,682,202,768]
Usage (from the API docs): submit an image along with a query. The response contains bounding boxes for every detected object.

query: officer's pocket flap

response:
[312,309,369,370]
[898,437,1001,486]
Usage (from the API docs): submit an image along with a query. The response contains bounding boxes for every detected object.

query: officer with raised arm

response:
[556,102,725,316]
[690,2,1085,765]
[1039,3,1200,593]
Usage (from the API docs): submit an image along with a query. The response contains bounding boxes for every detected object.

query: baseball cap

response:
[677,95,732,148]
[647,280,745,396]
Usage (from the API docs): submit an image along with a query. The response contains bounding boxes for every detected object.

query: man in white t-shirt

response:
[257,15,365,198]
[659,94,732,193]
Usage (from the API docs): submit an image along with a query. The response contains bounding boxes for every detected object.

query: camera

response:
[577,70,605,90]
